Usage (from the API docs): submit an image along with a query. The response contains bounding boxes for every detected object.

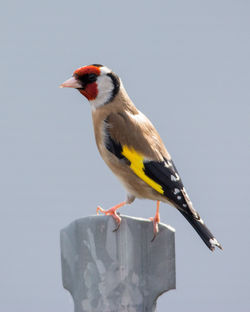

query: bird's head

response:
[60,64,120,109]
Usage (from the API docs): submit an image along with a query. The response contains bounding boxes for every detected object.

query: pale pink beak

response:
[59,76,82,89]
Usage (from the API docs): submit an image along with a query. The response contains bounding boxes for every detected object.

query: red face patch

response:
[74,65,101,76]
[79,82,98,100]
[73,65,101,100]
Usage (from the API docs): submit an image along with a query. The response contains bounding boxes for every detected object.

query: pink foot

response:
[96,201,126,231]
[150,201,160,241]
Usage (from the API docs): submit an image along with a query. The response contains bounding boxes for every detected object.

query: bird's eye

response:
[88,73,97,82]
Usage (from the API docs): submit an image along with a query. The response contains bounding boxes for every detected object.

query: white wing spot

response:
[177,195,181,200]
[174,188,180,194]
[171,175,177,182]
[164,161,170,168]
[183,204,187,207]
[209,238,221,249]
[199,218,205,225]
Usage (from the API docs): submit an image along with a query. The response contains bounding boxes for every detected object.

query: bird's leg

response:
[96,201,127,231]
[150,200,161,242]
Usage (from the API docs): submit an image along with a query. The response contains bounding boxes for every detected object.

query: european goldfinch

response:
[60,64,222,251]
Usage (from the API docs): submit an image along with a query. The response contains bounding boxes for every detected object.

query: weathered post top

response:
[60,214,176,312]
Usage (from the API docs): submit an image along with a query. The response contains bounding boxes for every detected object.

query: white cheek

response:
[90,75,113,109]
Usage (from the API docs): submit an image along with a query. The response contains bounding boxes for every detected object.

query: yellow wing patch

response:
[122,145,164,194]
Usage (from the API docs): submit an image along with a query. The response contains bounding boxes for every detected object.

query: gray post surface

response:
[60,215,175,312]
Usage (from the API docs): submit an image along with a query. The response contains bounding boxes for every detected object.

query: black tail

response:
[178,210,222,251]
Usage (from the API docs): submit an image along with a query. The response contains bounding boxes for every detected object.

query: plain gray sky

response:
[1,0,249,311]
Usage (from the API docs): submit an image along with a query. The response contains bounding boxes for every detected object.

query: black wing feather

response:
[144,159,190,211]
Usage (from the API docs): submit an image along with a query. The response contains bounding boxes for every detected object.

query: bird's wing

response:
[104,111,198,218]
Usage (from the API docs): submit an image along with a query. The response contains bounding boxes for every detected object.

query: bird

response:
[60,64,222,251]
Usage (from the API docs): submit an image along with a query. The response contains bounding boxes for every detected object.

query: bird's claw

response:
[151,233,157,242]
[96,205,122,229]
[149,216,159,242]
[112,222,121,232]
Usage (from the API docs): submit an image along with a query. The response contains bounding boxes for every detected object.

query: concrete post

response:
[60,215,175,312]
